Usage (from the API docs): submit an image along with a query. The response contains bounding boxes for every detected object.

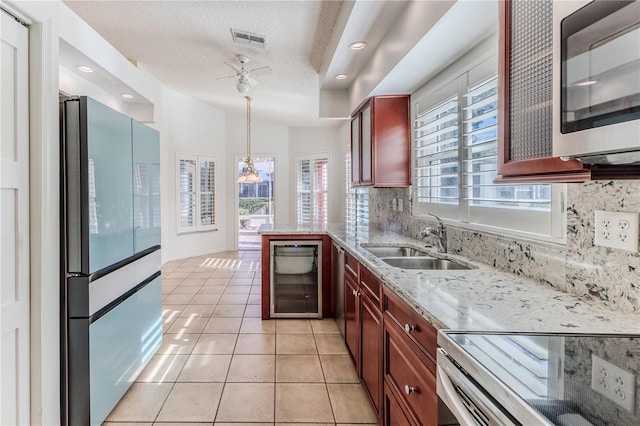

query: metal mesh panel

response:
[509,0,553,161]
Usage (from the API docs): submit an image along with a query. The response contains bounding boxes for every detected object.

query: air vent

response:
[231,28,267,48]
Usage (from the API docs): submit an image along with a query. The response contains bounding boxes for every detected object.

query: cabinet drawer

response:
[360,266,381,308]
[384,289,437,367]
[344,250,359,281]
[383,382,416,426]
[384,318,437,426]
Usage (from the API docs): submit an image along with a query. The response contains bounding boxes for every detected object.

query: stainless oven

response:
[553,0,640,164]
[437,331,640,426]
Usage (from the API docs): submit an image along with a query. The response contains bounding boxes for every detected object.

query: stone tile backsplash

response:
[369,181,640,313]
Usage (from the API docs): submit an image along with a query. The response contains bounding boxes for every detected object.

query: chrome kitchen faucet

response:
[420,213,447,253]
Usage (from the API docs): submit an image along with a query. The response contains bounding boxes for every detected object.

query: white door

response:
[1,9,30,425]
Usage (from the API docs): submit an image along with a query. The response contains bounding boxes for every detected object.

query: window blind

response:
[179,157,196,229]
[414,96,460,205]
[177,153,216,233]
[412,56,562,239]
[200,159,215,226]
[464,76,551,211]
[345,152,353,225]
[295,153,329,225]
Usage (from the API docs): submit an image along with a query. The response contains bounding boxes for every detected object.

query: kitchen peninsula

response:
[260,223,640,425]
[259,223,640,333]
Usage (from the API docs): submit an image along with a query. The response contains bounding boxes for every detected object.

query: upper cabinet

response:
[497,0,590,182]
[498,0,640,182]
[351,95,411,187]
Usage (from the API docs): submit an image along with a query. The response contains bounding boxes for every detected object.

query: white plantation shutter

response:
[345,152,353,224]
[413,55,563,240]
[313,157,329,224]
[199,158,216,229]
[296,158,311,224]
[465,76,551,211]
[463,76,554,235]
[414,96,460,206]
[296,153,329,225]
[177,153,216,233]
[178,155,197,231]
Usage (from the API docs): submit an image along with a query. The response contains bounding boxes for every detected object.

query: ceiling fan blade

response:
[248,77,259,87]
[224,61,241,73]
[216,74,237,80]
[250,65,272,76]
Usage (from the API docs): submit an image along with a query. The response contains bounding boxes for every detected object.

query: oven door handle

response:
[437,365,479,425]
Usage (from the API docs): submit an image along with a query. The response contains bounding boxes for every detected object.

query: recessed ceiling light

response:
[76,65,94,73]
[335,74,348,80]
[575,80,597,87]
[349,41,367,51]
[121,93,134,99]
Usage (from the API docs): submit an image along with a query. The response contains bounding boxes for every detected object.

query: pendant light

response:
[237,96,263,183]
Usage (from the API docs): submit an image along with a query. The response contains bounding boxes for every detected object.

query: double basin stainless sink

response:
[362,245,472,270]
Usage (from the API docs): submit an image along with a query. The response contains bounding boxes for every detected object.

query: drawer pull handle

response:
[404,324,416,333]
[404,385,417,395]
[352,289,357,296]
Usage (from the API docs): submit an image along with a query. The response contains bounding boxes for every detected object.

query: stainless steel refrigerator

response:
[60,96,162,426]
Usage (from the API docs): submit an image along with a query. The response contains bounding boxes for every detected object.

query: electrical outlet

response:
[391,198,397,211]
[398,198,404,212]
[594,210,640,252]
[591,354,636,412]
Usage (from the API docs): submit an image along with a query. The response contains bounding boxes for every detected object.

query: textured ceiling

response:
[63,0,343,126]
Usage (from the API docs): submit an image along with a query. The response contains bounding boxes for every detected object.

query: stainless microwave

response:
[553,0,640,165]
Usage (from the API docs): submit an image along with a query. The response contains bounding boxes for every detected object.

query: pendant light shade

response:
[238,96,263,183]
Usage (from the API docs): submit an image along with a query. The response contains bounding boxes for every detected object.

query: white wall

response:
[161,88,228,261]
[288,126,347,223]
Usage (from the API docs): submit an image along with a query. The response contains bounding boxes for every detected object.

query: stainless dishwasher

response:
[269,240,322,318]
[332,242,345,336]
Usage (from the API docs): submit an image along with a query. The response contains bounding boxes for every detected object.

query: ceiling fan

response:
[218,54,272,94]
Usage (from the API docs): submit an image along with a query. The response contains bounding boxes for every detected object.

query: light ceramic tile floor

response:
[103,250,377,426]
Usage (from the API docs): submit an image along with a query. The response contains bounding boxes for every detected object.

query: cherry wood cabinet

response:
[260,234,332,320]
[382,288,440,425]
[497,0,590,182]
[344,272,360,370]
[497,0,640,182]
[361,291,383,415]
[384,318,438,426]
[342,250,383,421]
[384,383,414,426]
[351,95,411,188]
[338,249,448,425]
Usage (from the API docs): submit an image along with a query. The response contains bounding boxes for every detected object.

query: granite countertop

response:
[259,223,640,334]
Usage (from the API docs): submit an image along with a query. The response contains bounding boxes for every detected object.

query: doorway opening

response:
[238,156,275,250]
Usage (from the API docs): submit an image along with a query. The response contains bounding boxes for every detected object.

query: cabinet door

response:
[351,116,361,185]
[360,102,373,185]
[497,0,588,182]
[384,384,415,426]
[344,273,360,368]
[384,320,438,426]
[361,293,382,415]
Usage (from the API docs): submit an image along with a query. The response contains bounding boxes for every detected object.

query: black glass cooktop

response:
[445,333,640,426]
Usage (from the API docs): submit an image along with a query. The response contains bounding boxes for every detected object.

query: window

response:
[177,153,216,233]
[344,151,370,233]
[295,153,329,225]
[414,57,563,240]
